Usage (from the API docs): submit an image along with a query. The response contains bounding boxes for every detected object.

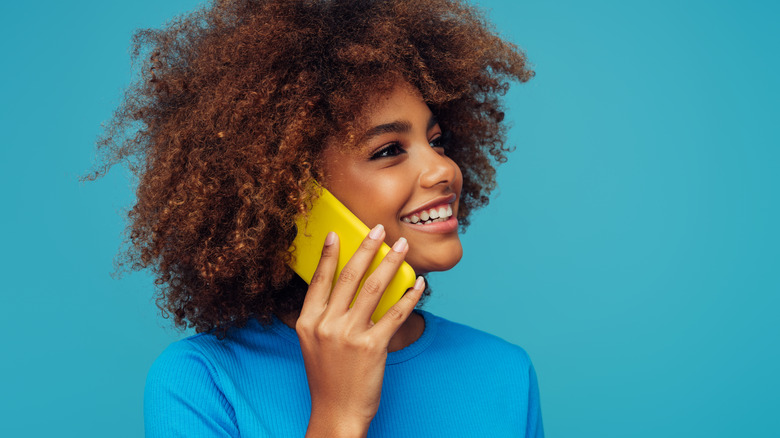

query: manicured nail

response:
[414,276,425,290]
[392,237,407,253]
[324,231,336,246]
[369,224,384,240]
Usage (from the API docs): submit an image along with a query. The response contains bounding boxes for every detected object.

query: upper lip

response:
[400,194,457,218]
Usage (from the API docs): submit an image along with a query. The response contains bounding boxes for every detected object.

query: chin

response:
[409,246,463,275]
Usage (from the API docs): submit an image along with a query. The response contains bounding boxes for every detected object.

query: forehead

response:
[358,82,428,126]
[319,81,434,161]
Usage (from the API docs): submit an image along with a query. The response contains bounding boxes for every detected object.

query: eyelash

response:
[370,133,450,160]
[370,142,404,160]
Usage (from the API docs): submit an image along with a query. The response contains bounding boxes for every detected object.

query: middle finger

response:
[348,236,408,322]
[326,224,386,312]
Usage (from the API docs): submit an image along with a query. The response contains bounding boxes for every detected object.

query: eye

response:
[429,131,452,152]
[370,142,405,160]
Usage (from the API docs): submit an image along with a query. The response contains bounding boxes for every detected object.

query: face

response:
[321,82,464,274]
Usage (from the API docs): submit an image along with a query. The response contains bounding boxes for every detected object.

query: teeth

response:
[401,204,454,225]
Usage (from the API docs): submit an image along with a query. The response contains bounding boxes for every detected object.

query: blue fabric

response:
[145,309,544,437]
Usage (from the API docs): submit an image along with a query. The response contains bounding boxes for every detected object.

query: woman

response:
[91,0,541,435]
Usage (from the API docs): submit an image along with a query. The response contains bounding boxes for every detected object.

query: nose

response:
[418,143,458,189]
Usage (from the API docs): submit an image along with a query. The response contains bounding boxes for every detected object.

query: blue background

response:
[1,0,777,436]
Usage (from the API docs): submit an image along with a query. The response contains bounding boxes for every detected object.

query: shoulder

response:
[144,333,243,436]
[146,319,276,385]
[145,333,230,406]
[419,310,535,371]
[145,317,296,400]
[147,333,218,379]
[144,321,286,437]
[412,310,544,435]
[144,325,254,407]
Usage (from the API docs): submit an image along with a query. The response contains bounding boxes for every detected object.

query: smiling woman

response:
[320,82,464,275]
[87,0,540,435]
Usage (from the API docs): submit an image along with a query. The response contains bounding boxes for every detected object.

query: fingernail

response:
[392,237,407,253]
[369,224,384,240]
[414,276,425,290]
[324,231,336,246]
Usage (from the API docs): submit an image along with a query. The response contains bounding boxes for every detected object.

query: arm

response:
[525,362,545,438]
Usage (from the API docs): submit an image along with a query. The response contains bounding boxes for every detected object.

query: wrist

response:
[306,410,370,438]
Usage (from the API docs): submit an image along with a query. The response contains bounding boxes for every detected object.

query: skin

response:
[321,81,464,276]
[284,82,465,436]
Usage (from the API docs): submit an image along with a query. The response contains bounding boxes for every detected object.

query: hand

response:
[297,224,425,437]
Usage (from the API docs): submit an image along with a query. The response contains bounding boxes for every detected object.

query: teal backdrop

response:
[1,0,777,436]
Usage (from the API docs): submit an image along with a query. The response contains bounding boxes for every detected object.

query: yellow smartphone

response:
[288,181,417,323]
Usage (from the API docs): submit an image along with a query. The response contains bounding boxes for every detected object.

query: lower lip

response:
[401,215,459,234]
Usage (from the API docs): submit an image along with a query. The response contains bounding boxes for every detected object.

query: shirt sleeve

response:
[144,341,240,438]
[525,361,545,438]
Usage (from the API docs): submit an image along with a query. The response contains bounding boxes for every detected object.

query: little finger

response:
[370,276,426,340]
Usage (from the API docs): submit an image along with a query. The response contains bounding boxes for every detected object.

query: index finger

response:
[299,231,340,314]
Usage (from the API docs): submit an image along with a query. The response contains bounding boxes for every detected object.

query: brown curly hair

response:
[86,0,533,337]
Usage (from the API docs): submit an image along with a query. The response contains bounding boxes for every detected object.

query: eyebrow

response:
[361,115,439,143]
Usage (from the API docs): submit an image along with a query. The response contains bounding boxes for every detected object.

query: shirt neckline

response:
[268,309,438,365]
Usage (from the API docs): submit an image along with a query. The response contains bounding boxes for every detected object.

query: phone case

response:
[288,182,417,323]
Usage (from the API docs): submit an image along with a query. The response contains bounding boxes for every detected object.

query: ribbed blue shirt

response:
[145,309,544,437]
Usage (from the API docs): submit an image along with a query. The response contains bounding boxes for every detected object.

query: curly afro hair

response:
[87,0,533,337]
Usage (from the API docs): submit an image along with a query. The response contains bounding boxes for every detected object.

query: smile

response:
[400,203,454,225]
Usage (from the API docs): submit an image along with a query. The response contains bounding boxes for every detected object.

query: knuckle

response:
[310,269,328,286]
[341,327,358,342]
[294,318,311,334]
[337,329,358,346]
[401,292,421,308]
[321,242,337,257]
[383,250,404,265]
[359,238,378,251]
[384,306,405,322]
[361,277,383,296]
[296,318,320,342]
[338,267,360,284]
[403,289,419,302]
[356,335,380,352]
[313,323,335,341]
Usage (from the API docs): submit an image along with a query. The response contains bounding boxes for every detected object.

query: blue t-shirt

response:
[145,309,544,437]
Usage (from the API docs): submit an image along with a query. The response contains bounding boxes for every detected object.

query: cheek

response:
[342,180,409,230]
[367,173,412,214]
